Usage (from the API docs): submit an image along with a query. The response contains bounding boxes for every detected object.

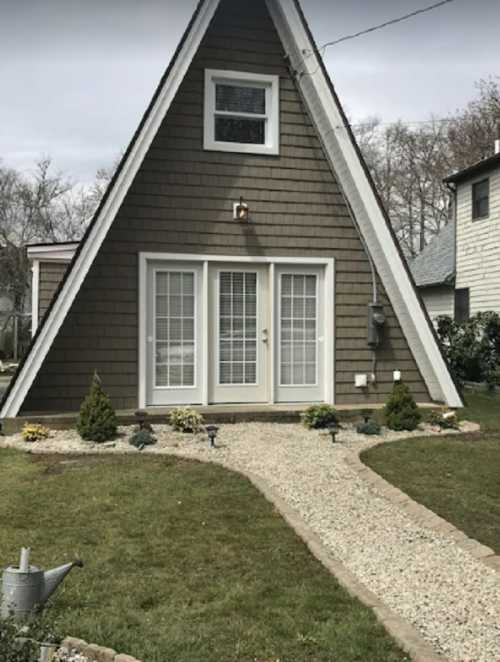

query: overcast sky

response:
[1,0,499,184]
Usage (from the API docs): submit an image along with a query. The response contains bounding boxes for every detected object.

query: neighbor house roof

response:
[0,0,463,416]
[444,152,500,185]
[410,222,456,288]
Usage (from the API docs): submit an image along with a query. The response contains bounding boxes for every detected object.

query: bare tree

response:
[0,158,114,312]
[356,77,500,257]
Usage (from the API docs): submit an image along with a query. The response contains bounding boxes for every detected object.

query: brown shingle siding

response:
[20,0,429,413]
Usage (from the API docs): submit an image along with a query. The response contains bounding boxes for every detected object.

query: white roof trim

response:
[27,243,78,262]
[1,0,461,418]
[266,0,461,407]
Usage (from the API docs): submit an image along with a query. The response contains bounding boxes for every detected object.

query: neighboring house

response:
[0,0,461,421]
[444,149,500,319]
[410,222,456,323]
[27,242,78,336]
[411,147,500,325]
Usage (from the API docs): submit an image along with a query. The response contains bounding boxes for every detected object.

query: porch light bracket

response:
[233,197,249,222]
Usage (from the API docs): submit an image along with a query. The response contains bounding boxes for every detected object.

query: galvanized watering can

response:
[1,548,83,619]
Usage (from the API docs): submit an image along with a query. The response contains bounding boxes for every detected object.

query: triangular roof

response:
[410,222,456,288]
[0,0,462,417]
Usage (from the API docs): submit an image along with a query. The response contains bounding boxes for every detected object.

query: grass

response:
[0,450,407,662]
[460,387,500,431]
[362,387,500,555]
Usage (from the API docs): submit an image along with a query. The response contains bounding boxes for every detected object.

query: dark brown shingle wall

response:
[38,262,69,320]
[21,0,429,413]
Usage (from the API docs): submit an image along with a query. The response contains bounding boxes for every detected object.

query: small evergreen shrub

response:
[168,407,203,433]
[76,373,118,442]
[356,419,381,435]
[301,404,338,430]
[21,424,50,442]
[427,410,459,430]
[384,383,422,432]
[129,429,157,450]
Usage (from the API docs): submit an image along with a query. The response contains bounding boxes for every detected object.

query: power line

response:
[320,0,458,51]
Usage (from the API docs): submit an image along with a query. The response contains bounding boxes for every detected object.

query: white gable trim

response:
[266,0,461,407]
[1,0,461,418]
[0,0,220,419]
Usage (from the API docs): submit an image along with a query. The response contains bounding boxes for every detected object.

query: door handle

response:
[261,328,268,343]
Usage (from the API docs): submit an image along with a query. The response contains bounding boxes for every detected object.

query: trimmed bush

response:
[356,419,381,435]
[168,407,203,433]
[384,383,422,432]
[436,311,500,388]
[76,373,118,442]
[427,410,459,430]
[21,424,50,442]
[129,429,157,450]
[301,404,338,430]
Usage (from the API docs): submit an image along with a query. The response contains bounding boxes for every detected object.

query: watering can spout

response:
[41,559,83,605]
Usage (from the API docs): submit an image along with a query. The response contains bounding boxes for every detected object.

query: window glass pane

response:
[215,117,265,145]
[219,272,258,385]
[280,274,317,386]
[154,271,196,388]
[473,179,489,219]
[216,84,265,114]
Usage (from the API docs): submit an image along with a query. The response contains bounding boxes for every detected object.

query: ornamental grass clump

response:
[76,372,118,442]
[301,404,338,430]
[168,407,203,433]
[384,382,421,432]
[427,409,459,430]
[21,423,50,442]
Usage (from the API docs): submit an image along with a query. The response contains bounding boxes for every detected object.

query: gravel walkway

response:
[4,421,499,661]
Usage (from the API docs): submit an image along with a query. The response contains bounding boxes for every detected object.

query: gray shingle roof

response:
[410,222,456,288]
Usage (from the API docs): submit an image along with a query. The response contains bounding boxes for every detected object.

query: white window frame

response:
[204,69,280,155]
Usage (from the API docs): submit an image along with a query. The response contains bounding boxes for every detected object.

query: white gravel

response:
[3,419,499,662]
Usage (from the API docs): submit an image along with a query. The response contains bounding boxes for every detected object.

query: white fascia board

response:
[27,244,78,262]
[267,0,462,408]
[0,0,221,419]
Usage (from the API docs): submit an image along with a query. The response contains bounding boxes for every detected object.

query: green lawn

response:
[0,450,407,662]
[460,387,500,431]
[362,388,500,555]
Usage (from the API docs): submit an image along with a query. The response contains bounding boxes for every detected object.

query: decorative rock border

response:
[345,441,500,572]
[61,637,142,662]
[244,469,446,662]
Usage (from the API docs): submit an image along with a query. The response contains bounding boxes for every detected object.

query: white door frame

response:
[139,253,335,408]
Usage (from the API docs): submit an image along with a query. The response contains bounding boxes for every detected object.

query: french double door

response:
[145,259,328,406]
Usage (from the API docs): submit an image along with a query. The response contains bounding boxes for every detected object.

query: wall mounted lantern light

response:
[233,197,249,222]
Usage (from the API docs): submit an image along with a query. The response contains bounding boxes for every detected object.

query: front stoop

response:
[345,446,500,571]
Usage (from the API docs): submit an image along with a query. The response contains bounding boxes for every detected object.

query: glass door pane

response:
[155,270,196,388]
[280,274,317,386]
[219,271,257,385]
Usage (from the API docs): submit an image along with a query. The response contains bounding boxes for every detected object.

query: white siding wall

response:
[455,168,500,314]
[420,286,454,325]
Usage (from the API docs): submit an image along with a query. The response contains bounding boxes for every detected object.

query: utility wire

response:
[320,0,458,50]
[296,0,458,77]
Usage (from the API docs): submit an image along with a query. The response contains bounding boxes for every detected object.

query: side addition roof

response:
[0,0,463,417]
[410,223,456,288]
[444,152,500,185]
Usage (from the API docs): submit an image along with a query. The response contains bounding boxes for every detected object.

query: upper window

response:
[472,178,489,220]
[204,70,279,155]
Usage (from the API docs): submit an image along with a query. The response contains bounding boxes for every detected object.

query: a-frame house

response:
[1,0,462,422]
